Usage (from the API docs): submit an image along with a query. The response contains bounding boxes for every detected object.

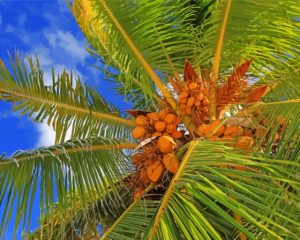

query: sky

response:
[0,0,131,238]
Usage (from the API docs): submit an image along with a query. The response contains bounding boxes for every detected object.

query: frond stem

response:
[210,0,232,120]
[148,141,198,239]
[0,88,135,126]
[98,0,177,111]
[0,142,137,166]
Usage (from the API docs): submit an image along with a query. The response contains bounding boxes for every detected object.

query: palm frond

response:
[143,140,299,239]
[72,0,200,109]
[194,0,300,88]
[0,54,134,143]
[0,136,136,238]
[103,200,161,240]
[26,184,132,240]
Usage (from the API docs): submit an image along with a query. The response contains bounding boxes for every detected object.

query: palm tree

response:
[0,0,299,239]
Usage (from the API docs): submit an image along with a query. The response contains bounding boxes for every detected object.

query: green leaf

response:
[145,140,299,239]
[0,137,135,238]
[0,54,134,143]
[194,0,300,89]
[72,0,200,108]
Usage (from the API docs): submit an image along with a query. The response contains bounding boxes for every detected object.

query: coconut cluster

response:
[132,109,183,140]
[197,118,284,153]
[131,109,183,200]
[198,119,255,152]
[169,61,211,121]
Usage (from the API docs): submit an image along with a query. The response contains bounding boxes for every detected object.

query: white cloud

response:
[35,121,72,148]
[44,30,88,61]
[35,122,56,147]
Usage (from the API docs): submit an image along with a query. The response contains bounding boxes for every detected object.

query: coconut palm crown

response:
[0,0,299,239]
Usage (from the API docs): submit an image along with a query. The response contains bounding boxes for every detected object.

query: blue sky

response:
[0,0,131,238]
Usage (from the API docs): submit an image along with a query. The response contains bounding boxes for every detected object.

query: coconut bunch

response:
[168,61,211,121]
[197,117,284,153]
[129,109,183,199]
[132,109,183,140]
[131,137,180,200]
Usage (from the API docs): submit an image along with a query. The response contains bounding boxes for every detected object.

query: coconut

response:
[158,109,168,120]
[135,115,148,126]
[146,161,164,182]
[235,136,254,151]
[224,126,243,137]
[198,124,211,137]
[133,126,146,139]
[157,136,177,153]
[163,153,179,174]
[139,170,150,185]
[172,130,182,139]
[146,112,159,121]
[164,113,176,124]
[166,124,176,134]
[155,121,166,132]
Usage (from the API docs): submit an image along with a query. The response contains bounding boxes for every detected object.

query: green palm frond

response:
[142,141,299,239]
[27,184,132,240]
[0,54,134,143]
[194,0,300,86]
[0,136,136,238]
[103,200,161,240]
[72,0,200,108]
